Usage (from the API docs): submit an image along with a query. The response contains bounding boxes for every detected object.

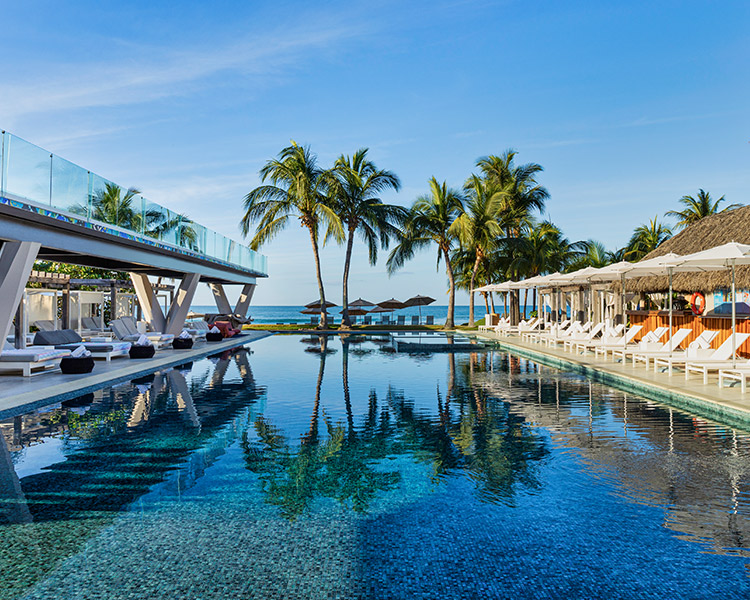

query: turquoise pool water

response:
[1,334,749,599]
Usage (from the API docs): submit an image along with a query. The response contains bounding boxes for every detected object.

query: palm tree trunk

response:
[469,253,481,326]
[307,226,328,328]
[443,247,456,329]
[482,292,490,315]
[341,228,356,327]
[490,292,496,315]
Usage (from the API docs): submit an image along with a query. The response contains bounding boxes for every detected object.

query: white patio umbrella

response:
[663,242,750,367]
[545,267,607,323]
[622,253,682,357]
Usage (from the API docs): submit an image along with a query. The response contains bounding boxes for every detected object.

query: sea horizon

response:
[190,304,536,324]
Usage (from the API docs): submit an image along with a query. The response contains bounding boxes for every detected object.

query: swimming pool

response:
[1,334,749,599]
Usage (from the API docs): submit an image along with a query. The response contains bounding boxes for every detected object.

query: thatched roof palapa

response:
[629,205,749,294]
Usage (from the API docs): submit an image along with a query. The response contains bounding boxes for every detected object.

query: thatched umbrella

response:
[630,205,750,293]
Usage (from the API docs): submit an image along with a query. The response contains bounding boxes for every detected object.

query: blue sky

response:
[2,0,748,306]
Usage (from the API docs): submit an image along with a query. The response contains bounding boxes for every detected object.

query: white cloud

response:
[0,19,370,119]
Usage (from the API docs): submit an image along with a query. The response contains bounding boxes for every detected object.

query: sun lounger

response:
[33,329,131,361]
[646,330,718,371]
[0,342,70,377]
[719,367,750,392]
[499,317,542,337]
[629,328,692,368]
[525,319,571,342]
[32,320,57,332]
[610,327,669,362]
[592,325,644,359]
[563,323,605,352]
[426,315,434,325]
[572,324,626,354]
[411,316,419,325]
[110,318,174,347]
[397,316,406,326]
[364,316,372,325]
[543,321,592,347]
[654,332,750,379]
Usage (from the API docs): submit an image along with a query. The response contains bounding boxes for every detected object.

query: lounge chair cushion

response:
[33,330,130,353]
[0,347,69,362]
[34,329,82,346]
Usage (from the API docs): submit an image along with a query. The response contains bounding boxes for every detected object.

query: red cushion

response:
[214,321,240,337]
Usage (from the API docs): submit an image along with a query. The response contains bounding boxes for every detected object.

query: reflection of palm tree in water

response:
[243,339,399,520]
[243,343,548,519]
[301,335,327,445]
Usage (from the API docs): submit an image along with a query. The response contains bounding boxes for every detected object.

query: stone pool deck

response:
[0,331,273,418]
[475,331,750,429]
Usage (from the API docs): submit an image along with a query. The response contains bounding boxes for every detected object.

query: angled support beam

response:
[130,273,166,333]
[164,273,201,336]
[233,283,257,318]
[0,241,40,347]
[209,283,232,314]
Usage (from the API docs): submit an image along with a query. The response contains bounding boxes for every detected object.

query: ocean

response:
[190,304,537,325]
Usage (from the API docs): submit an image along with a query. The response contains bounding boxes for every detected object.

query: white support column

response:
[233,283,257,318]
[0,241,40,347]
[209,283,233,314]
[130,273,166,333]
[164,273,201,335]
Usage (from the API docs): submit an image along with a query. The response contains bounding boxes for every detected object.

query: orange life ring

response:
[690,292,706,316]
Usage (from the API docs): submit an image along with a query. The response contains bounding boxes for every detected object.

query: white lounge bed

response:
[0,343,70,377]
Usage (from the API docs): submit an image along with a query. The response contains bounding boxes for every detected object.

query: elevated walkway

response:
[0,131,268,342]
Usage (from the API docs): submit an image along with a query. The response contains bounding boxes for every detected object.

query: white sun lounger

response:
[563,322,604,353]
[610,327,670,363]
[0,342,70,377]
[573,324,626,354]
[654,332,750,380]
[649,330,719,372]
[544,321,592,347]
[525,319,570,343]
[630,328,692,368]
[719,367,750,393]
[593,325,643,359]
[683,333,750,384]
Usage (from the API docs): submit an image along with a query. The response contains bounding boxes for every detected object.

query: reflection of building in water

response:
[0,349,260,522]
[471,350,750,558]
[0,349,262,597]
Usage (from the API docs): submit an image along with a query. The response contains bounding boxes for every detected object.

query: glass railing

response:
[0,131,267,276]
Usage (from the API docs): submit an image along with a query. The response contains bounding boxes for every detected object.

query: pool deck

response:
[0,331,273,418]
[475,331,750,429]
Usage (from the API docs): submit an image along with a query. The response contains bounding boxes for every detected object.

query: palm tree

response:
[452,175,504,325]
[387,178,464,328]
[507,221,585,316]
[327,149,404,327]
[566,240,613,271]
[476,150,549,237]
[241,142,343,327]
[624,216,672,261]
[666,189,741,230]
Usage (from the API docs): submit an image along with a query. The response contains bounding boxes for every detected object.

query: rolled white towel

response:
[71,345,91,358]
[210,326,221,334]
[178,330,192,339]
[135,335,152,346]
